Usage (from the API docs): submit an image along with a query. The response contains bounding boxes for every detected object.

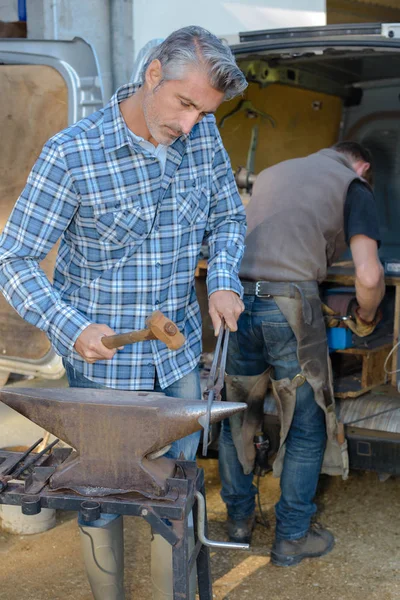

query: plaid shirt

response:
[0,84,246,389]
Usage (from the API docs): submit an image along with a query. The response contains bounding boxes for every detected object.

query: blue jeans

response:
[64,362,201,526]
[218,295,327,540]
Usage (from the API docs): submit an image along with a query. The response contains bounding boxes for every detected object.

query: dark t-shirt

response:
[344,180,381,247]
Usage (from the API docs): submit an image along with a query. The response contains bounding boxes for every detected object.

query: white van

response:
[1,24,400,474]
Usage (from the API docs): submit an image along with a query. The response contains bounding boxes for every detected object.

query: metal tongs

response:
[202,321,230,456]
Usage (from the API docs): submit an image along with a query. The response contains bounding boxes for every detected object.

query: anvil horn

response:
[0,388,246,498]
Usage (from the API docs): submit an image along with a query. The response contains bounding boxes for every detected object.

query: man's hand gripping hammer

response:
[101,310,185,350]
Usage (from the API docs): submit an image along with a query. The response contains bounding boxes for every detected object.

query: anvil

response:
[0,388,246,498]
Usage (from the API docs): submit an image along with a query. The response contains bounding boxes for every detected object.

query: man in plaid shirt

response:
[0,26,247,599]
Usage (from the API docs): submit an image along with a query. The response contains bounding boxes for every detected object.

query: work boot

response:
[79,516,125,599]
[271,524,334,567]
[227,513,255,544]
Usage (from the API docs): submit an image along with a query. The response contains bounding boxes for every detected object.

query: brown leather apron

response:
[226,281,349,479]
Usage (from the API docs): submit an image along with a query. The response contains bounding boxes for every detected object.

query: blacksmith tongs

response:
[201,321,230,456]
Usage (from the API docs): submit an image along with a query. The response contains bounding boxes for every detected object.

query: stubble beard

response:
[143,88,183,146]
[143,93,175,147]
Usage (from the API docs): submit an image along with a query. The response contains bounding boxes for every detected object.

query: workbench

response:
[195,259,400,391]
[325,263,400,388]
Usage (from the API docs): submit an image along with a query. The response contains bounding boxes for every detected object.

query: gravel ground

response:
[0,458,399,600]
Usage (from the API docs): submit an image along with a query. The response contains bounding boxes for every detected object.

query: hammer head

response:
[146,311,185,350]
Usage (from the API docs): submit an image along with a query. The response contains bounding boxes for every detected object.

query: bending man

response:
[0,26,247,599]
[219,142,384,567]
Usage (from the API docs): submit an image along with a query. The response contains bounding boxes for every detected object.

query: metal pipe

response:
[194,491,250,551]
[0,438,59,493]
[3,437,43,476]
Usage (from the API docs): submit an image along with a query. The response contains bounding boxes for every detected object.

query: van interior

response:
[217,31,400,260]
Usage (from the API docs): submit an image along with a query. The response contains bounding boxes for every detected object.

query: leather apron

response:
[270,282,348,479]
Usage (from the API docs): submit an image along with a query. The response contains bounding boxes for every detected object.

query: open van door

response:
[0,37,103,382]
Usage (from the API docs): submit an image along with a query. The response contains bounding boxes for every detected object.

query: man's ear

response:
[353,160,371,179]
[360,162,371,178]
[145,59,163,90]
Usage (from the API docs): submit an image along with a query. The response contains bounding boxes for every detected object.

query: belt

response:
[241,280,319,325]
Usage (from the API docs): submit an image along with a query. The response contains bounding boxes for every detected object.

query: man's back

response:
[240,149,360,283]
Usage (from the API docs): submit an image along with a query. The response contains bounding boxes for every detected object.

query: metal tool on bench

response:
[0,437,59,493]
[200,321,230,456]
[325,314,354,323]
[101,310,185,351]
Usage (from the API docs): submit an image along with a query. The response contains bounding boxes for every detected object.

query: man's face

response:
[142,61,225,146]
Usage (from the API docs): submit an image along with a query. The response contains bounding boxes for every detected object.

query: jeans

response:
[218,295,327,540]
[64,362,201,526]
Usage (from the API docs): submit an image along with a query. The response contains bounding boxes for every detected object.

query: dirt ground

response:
[0,458,399,600]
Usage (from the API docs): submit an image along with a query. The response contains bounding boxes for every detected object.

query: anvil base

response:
[0,450,213,600]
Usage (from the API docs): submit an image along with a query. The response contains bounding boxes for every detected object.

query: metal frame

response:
[0,452,214,599]
[0,37,104,124]
[237,23,399,44]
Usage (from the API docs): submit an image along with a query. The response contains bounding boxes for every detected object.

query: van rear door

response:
[0,38,103,380]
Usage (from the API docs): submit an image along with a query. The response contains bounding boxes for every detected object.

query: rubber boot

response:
[79,516,125,600]
[151,513,196,599]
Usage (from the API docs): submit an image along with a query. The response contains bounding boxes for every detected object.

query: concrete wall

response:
[133,0,326,56]
[0,0,18,21]
[26,0,131,101]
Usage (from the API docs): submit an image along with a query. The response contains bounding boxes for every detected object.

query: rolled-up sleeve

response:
[0,140,91,356]
[205,129,246,298]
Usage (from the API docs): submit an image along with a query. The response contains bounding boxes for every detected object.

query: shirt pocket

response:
[93,196,147,247]
[175,180,208,229]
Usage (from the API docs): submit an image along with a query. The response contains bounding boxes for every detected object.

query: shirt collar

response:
[103,83,189,154]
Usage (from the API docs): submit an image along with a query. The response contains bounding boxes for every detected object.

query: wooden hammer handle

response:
[101,329,156,349]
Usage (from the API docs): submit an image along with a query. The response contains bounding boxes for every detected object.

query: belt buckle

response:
[255,282,271,298]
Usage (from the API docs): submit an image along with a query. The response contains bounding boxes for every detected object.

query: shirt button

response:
[155,300,160,305]
[155,262,161,268]
[114,203,120,209]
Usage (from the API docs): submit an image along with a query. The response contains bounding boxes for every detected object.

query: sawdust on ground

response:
[0,459,399,600]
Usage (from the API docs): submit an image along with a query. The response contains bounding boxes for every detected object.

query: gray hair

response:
[140,26,247,101]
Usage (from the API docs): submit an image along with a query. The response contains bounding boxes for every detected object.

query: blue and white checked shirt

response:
[0,84,246,389]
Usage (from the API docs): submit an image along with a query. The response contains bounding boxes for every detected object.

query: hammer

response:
[101,311,185,351]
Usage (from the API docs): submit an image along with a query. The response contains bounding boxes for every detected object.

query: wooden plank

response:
[391,284,400,387]
[195,259,208,278]
[333,344,391,397]
[361,345,390,389]
[0,65,68,360]
[335,381,381,399]
[336,343,392,356]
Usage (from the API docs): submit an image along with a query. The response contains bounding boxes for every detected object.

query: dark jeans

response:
[64,361,201,526]
[218,295,327,540]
